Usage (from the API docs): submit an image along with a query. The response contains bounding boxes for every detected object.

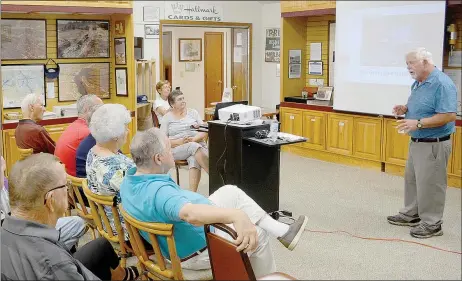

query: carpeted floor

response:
[80,151,462,280]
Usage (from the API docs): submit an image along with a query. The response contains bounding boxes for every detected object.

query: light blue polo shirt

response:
[119,167,212,259]
[405,67,457,138]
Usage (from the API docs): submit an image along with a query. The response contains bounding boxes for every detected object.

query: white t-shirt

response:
[153,98,170,124]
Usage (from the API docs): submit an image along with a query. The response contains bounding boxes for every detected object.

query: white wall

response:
[260,2,281,110]
[163,26,232,118]
[133,1,268,109]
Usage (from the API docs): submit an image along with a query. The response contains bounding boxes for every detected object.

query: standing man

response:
[388,48,457,238]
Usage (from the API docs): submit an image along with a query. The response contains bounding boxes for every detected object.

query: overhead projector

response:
[218,104,262,122]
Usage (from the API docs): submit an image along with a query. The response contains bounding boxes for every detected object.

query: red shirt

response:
[54,118,90,176]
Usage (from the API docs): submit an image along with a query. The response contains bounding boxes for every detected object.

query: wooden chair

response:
[18,148,33,161]
[66,174,97,240]
[119,204,212,280]
[174,160,188,185]
[205,224,297,281]
[152,109,160,128]
[81,179,132,267]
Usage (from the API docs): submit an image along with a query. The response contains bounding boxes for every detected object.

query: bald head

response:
[8,153,65,212]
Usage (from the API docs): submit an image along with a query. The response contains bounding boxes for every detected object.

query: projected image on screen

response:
[360,14,429,67]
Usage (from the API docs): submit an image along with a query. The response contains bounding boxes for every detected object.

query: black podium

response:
[208,121,306,212]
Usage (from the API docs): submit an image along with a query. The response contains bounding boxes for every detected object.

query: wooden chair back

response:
[18,148,33,161]
[119,204,184,280]
[81,179,131,266]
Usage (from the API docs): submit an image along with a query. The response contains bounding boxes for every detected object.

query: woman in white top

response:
[153,80,171,125]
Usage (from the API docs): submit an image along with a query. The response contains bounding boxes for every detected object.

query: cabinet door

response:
[327,114,353,155]
[280,109,303,147]
[2,130,21,177]
[121,117,135,155]
[451,127,461,176]
[383,119,410,166]
[44,124,70,142]
[353,117,382,161]
[302,111,326,150]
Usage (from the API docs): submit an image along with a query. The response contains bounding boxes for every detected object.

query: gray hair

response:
[89,104,131,143]
[76,94,102,122]
[406,47,434,64]
[21,93,42,115]
[9,153,62,212]
[130,127,166,169]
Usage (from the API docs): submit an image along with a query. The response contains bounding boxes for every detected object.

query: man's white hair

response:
[406,47,434,64]
[76,94,102,123]
[130,128,167,169]
[89,103,131,143]
[21,94,42,115]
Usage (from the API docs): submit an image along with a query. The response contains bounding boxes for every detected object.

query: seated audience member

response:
[55,94,103,176]
[86,104,133,238]
[121,128,308,278]
[1,153,139,280]
[160,90,209,192]
[1,156,86,251]
[75,133,97,178]
[15,93,55,154]
[153,80,172,124]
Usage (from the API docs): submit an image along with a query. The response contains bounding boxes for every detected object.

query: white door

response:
[329,22,336,87]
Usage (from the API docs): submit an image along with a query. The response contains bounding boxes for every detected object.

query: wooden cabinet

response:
[280,108,303,146]
[353,117,382,161]
[451,127,462,176]
[383,119,410,166]
[2,130,20,177]
[44,124,70,142]
[327,114,353,155]
[302,111,326,150]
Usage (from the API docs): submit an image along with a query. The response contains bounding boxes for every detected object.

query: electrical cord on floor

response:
[303,228,462,255]
[216,118,232,186]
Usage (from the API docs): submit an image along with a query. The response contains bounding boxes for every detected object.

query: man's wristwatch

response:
[417,119,423,129]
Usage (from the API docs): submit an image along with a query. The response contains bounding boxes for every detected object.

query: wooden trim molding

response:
[1,4,132,14]
[281,8,336,18]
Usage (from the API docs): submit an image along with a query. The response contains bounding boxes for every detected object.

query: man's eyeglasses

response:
[43,184,68,205]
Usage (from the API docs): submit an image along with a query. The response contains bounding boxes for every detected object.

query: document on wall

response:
[236,33,243,46]
[308,61,323,75]
[444,68,462,115]
[46,82,55,99]
[448,51,462,67]
[289,64,301,79]
[310,43,322,60]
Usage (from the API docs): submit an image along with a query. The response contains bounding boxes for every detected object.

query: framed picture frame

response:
[1,19,47,60]
[179,38,202,62]
[115,68,128,97]
[58,62,110,101]
[144,24,159,39]
[114,37,127,65]
[143,6,160,22]
[315,86,333,101]
[1,64,46,109]
[57,19,110,59]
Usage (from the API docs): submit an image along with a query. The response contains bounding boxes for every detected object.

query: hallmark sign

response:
[165,2,223,22]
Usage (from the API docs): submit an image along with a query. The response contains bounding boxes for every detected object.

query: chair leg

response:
[175,165,180,185]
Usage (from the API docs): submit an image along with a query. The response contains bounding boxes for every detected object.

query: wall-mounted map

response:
[58,63,110,101]
[1,19,47,60]
[2,65,46,109]
[57,20,110,58]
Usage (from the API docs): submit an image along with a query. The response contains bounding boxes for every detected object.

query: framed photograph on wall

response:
[57,20,110,58]
[144,24,159,39]
[179,38,202,62]
[115,68,128,97]
[115,37,127,65]
[58,63,110,101]
[1,64,46,109]
[1,19,47,60]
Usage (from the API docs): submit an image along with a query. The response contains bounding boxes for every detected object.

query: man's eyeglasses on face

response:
[43,183,68,205]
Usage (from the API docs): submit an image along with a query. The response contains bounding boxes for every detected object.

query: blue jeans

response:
[55,216,86,250]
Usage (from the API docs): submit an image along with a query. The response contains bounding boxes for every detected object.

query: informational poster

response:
[308,61,323,75]
[310,43,322,60]
[265,28,280,63]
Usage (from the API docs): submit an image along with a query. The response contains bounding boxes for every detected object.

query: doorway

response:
[162,31,173,86]
[204,32,224,108]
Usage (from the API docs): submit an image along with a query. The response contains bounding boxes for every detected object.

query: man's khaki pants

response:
[399,139,452,229]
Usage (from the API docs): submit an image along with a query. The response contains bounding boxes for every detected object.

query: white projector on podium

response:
[218,104,262,122]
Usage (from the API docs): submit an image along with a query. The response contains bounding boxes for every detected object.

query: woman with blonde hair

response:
[153,80,172,124]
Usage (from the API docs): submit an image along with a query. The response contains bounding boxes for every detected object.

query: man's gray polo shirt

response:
[1,216,99,280]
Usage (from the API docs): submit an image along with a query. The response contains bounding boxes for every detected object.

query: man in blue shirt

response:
[120,128,308,278]
[388,48,457,238]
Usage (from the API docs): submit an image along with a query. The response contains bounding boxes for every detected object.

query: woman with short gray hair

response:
[86,103,134,239]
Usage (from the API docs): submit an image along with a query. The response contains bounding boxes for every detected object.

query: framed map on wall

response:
[58,63,110,101]
[57,20,110,59]
[1,19,47,60]
[2,64,46,109]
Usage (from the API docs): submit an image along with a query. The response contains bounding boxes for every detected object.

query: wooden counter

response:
[280,102,462,188]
